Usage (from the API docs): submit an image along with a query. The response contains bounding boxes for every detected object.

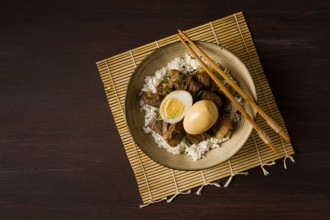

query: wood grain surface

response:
[0,1,329,219]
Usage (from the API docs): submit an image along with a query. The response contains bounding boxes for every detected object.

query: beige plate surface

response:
[125,41,257,171]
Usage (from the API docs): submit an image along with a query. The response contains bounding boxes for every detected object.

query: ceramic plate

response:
[125,41,257,170]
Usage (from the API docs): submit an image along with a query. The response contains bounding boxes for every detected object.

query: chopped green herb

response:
[189,69,196,74]
[178,75,186,89]
[194,90,204,101]
[180,80,186,89]
[165,87,173,93]
[163,76,170,83]
[155,117,163,122]
[183,136,191,147]
[178,74,185,80]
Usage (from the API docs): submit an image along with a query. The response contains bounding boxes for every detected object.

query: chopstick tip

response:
[280,131,290,142]
[269,142,279,153]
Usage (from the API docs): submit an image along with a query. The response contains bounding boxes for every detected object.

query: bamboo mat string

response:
[278,130,294,169]
[224,160,248,187]
[196,170,221,195]
[233,13,294,169]
[139,197,167,208]
[252,134,276,176]
[284,154,295,169]
[262,161,276,174]
[167,170,192,203]
[104,59,122,112]
[209,21,220,45]
[129,50,137,68]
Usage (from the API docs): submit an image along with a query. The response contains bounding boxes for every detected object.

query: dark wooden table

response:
[1,1,329,219]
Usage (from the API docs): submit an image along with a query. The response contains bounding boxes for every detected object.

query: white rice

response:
[140,54,242,160]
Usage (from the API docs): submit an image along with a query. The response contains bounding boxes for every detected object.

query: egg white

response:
[159,90,193,124]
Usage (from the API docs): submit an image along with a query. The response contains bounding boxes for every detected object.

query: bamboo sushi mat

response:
[96,12,294,206]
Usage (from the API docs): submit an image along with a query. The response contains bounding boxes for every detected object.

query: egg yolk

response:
[164,98,184,119]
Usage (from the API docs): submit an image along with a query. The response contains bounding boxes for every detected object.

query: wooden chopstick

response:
[176,33,279,153]
[178,29,290,143]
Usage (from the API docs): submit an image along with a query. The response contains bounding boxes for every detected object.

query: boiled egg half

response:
[183,100,218,134]
[159,90,193,124]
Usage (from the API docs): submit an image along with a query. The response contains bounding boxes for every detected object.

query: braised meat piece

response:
[188,80,203,97]
[168,69,180,77]
[211,116,220,135]
[169,70,180,90]
[163,120,185,146]
[173,77,185,90]
[184,75,193,90]
[186,132,211,144]
[142,92,165,108]
[162,121,170,134]
[156,83,169,95]
[211,115,232,139]
[197,72,212,88]
[210,86,229,108]
[148,114,163,134]
[201,90,222,109]
[173,74,187,90]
